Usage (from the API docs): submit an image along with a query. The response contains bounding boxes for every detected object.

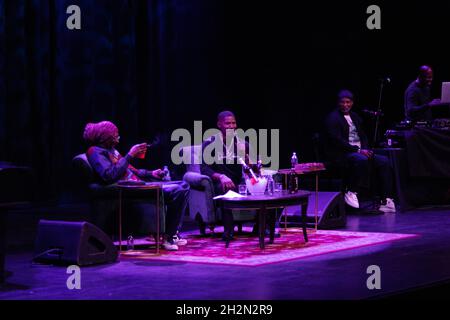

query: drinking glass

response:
[238,184,247,195]
[274,183,283,193]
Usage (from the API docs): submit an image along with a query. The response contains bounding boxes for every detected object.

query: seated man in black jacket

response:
[200,111,279,239]
[200,111,246,196]
[325,90,396,213]
[200,111,249,240]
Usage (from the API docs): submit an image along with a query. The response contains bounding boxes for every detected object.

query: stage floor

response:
[2,207,450,300]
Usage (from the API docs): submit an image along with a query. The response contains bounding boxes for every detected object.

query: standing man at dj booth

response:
[324,90,396,213]
[404,65,441,122]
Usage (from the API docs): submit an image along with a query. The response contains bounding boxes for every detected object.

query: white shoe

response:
[173,234,188,246]
[344,191,360,209]
[162,240,179,251]
[379,198,396,213]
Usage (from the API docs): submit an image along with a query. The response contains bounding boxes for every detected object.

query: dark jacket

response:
[324,109,369,160]
[86,146,154,184]
[200,135,250,187]
[404,80,432,121]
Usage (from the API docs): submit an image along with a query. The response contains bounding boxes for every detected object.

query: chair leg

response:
[195,214,207,236]
[237,223,243,234]
[198,221,206,236]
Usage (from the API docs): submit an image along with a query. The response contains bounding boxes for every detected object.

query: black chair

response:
[312,134,382,207]
[311,133,345,192]
[71,154,165,241]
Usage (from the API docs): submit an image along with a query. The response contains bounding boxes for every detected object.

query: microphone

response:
[361,109,384,117]
[380,77,391,84]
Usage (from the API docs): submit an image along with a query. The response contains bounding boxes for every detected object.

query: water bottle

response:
[267,175,274,195]
[291,152,298,169]
[127,235,134,251]
[163,166,171,181]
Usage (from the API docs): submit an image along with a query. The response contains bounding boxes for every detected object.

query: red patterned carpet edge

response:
[119,228,419,267]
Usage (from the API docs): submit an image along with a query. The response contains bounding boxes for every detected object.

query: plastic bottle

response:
[163,166,171,181]
[127,235,134,251]
[291,152,298,169]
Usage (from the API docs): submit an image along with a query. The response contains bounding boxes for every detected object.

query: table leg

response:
[268,209,276,244]
[315,172,319,231]
[301,200,308,243]
[0,211,6,283]
[223,208,233,248]
[259,206,266,249]
[119,189,122,252]
[156,188,160,255]
[284,208,288,231]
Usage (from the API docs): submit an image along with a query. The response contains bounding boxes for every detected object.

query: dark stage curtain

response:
[0,0,224,202]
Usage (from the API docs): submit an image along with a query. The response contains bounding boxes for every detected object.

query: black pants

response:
[343,153,394,199]
[213,182,240,237]
[108,181,189,239]
[161,181,190,237]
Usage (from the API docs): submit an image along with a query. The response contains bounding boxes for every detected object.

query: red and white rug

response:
[120,228,419,267]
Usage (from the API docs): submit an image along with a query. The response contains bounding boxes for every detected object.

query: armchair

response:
[71,154,165,240]
[181,146,255,235]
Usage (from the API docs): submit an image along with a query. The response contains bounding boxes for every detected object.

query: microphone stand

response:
[372,80,385,147]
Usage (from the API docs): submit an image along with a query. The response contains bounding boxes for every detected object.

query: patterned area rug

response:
[120,228,418,267]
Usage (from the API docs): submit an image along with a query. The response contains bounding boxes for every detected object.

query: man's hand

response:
[152,169,165,179]
[359,149,374,159]
[128,143,147,158]
[219,174,235,192]
[429,99,442,107]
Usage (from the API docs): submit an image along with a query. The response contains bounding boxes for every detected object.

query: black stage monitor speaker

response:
[34,220,118,266]
[283,192,346,229]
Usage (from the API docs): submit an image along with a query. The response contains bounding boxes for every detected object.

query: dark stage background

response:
[1,0,449,202]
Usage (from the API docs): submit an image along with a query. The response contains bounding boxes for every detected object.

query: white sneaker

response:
[162,239,179,251]
[379,198,396,213]
[345,191,360,209]
[173,234,188,246]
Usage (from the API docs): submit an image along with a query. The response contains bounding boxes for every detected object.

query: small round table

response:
[217,191,311,249]
[117,182,164,254]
